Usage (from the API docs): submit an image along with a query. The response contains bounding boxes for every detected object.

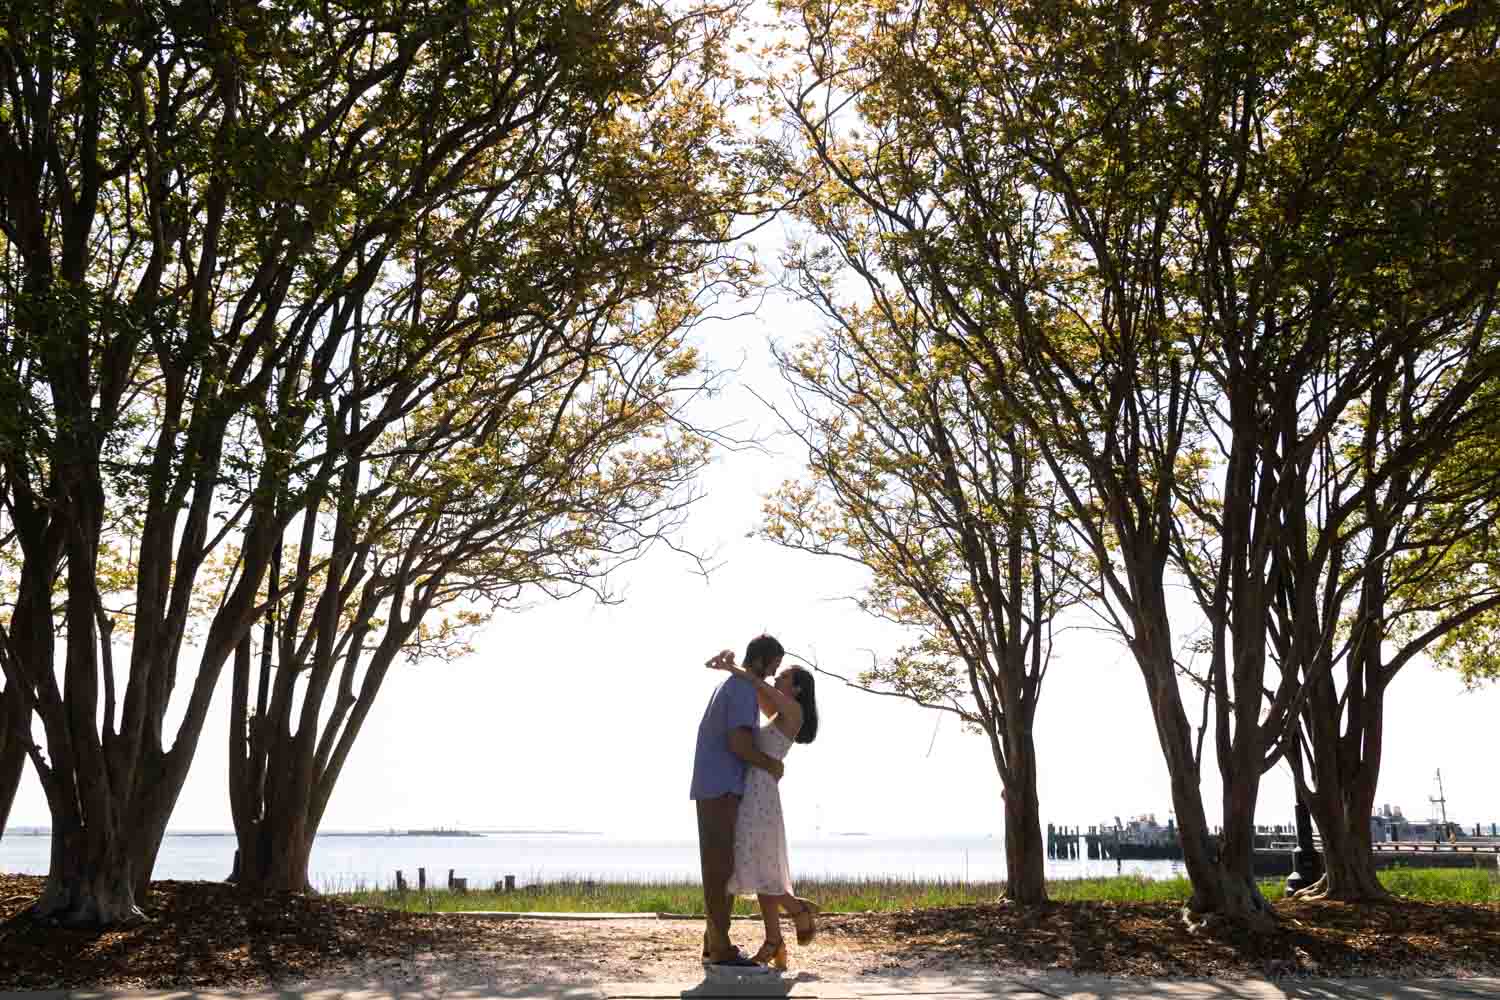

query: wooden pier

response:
[1046,825,1085,859]
[1369,841,1500,868]
[1051,823,1303,861]
[1049,825,1500,874]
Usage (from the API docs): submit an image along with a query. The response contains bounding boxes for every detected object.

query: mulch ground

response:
[0,874,493,990]
[3,873,1500,988]
[832,896,1500,979]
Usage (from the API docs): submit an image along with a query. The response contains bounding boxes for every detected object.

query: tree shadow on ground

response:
[818,898,1500,979]
[0,873,478,990]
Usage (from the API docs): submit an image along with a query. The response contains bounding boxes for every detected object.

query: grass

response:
[1377,865,1500,903]
[330,876,1010,914]
[330,865,1500,914]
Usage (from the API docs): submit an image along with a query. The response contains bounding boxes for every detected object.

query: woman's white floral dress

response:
[727,722,795,896]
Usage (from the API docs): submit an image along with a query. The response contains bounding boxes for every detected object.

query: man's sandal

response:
[702,938,771,971]
[707,950,772,971]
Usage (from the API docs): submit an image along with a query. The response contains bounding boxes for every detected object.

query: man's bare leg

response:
[696,795,739,961]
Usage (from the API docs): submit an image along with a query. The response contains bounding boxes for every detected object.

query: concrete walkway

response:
[4,978,1500,1000]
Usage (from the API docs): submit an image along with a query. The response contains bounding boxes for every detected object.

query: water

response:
[1,831,1185,889]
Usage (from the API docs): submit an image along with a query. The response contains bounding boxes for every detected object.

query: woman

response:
[706,649,821,970]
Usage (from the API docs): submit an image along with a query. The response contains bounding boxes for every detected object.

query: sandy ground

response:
[286,916,992,991]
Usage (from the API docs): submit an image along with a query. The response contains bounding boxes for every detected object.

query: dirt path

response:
[5,876,1499,992]
[287,916,979,990]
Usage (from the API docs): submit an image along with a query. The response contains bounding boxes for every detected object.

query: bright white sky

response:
[9,278,1500,843]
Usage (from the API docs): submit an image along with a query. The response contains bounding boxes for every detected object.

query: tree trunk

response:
[1301,773,1388,901]
[1140,623,1275,928]
[1158,778,1266,924]
[31,822,145,927]
[1294,564,1390,903]
[1165,752,1274,926]
[0,681,28,841]
[235,828,315,893]
[127,764,181,901]
[1001,727,1047,904]
[234,782,317,894]
[1301,818,1386,901]
[229,599,412,897]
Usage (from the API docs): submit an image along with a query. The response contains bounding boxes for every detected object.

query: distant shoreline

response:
[3,829,605,838]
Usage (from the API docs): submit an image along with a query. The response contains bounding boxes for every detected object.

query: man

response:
[692,634,786,968]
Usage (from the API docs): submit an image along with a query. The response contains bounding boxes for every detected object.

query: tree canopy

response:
[0,0,773,924]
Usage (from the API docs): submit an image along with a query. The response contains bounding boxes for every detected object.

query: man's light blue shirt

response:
[690,675,759,799]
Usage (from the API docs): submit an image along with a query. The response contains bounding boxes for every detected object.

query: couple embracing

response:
[690,634,821,972]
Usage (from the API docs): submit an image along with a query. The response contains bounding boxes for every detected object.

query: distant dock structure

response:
[1047,808,1500,874]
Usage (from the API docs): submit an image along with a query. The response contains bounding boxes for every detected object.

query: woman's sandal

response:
[790,897,821,945]
[704,931,770,969]
[753,938,789,971]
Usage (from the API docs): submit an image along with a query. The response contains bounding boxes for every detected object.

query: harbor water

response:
[0,831,1186,890]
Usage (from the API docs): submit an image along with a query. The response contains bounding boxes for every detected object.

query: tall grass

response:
[330,866,1500,913]
[1378,865,1500,903]
[1044,875,1200,902]
[333,876,1010,914]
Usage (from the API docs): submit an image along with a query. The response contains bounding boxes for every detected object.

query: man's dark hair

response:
[743,634,784,671]
[786,667,819,744]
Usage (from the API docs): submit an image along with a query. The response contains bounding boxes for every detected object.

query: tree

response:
[0,0,768,925]
[1278,337,1500,901]
[769,0,1500,922]
[223,68,745,888]
[771,0,1272,923]
[1194,7,1500,901]
[761,239,1077,903]
[229,336,716,892]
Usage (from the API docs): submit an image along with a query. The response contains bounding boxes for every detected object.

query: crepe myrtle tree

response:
[227,308,717,893]
[768,0,1500,924]
[1272,334,1500,901]
[759,245,1080,904]
[1152,4,1500,903]
[0,0,772,925]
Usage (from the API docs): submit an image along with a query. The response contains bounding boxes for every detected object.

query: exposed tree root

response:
[1292,871,1392,902]
[1292,874,1330,900]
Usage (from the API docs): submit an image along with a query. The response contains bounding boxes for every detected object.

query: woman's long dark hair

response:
[787,667,818,744]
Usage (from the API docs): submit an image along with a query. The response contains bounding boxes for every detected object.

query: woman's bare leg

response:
[758,894,783,943]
